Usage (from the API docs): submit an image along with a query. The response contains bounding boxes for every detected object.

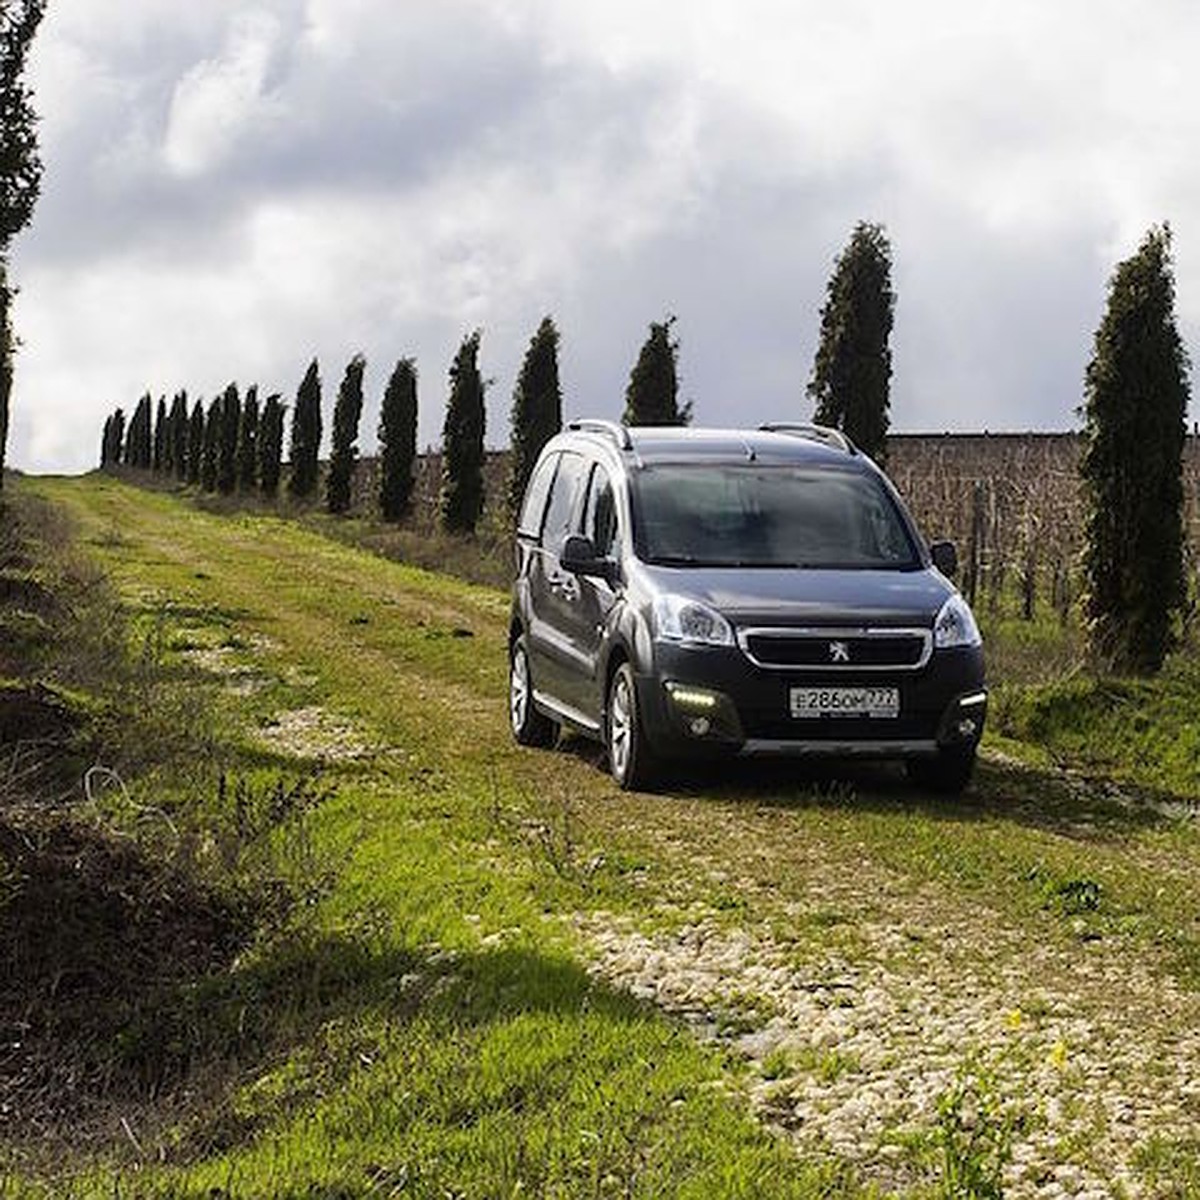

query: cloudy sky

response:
[9,0,1200,473]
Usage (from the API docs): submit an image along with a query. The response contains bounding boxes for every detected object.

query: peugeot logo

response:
[829,640,851,664]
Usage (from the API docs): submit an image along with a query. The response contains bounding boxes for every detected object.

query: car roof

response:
[564,424,862,469]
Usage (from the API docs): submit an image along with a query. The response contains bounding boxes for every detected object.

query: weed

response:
[814,1049,859,1084]
[931,1057,1017,1199]
[488,773,603,889]
[1051,877,1102,914]
[758,1045,860,1087]
[1023,864,1104,916]
[761,1047,793,1080]
[1134,1135,1200,1194]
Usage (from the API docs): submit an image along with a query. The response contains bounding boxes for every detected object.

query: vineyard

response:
[889,433,1200,618]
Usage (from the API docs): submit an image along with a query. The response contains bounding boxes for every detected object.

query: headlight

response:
[934,594,982,649]
[653,594,734,647]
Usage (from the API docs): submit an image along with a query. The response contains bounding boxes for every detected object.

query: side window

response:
[540,452,586,555]
[517,453,558,538]
[583,464,619,558]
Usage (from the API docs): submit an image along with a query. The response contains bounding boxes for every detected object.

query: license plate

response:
[790,686,900,719]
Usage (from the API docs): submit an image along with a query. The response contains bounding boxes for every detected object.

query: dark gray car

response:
[508,421,987,792]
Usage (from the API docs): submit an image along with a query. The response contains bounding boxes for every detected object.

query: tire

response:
[906,747,977,796]
[509,635,557,748]
[606,662,657,790]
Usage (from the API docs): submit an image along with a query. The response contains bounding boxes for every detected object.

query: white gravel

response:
[575,900,1200,1197]
[254,705,378,761]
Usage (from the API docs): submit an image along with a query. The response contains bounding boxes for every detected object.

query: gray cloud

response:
[8,0,1200,473]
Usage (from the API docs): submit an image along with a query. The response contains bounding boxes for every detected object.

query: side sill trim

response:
[533,688,601,734]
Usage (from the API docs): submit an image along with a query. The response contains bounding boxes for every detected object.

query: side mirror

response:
[930,540,958,579]
[560,534,618,583]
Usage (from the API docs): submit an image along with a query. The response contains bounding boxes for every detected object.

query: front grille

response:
[738,627,932,672]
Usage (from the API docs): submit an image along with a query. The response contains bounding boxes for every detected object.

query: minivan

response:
[508,421,986,792]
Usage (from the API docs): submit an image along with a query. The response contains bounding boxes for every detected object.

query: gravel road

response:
[575,850,1200,1198]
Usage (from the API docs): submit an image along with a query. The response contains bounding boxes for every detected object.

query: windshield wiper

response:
[649,555,787,568]
[647,554,704,566]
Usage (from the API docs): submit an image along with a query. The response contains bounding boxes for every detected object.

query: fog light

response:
[957,718,979,738]
[664,681,743,742]
[668,685,719,710]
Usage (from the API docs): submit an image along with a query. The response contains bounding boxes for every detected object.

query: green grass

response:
[989,667,1200,796]
[978,585,1200,800]
[7,472,1200,1197]
[1133,1136,1200,1196]
[1,477,860,1198]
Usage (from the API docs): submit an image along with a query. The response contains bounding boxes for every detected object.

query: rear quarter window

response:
[517,453,559,538]
[540,452,587,554]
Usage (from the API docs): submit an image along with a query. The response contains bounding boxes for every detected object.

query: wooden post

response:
[966,481,985,606]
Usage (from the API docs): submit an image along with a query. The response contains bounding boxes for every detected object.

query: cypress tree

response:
[1080,225,1190,674]
[623,316,691,426]
[153,395,167,472]
[440,331,487,534]
[100,411,119,468]
[109,407,125,468]
[0,2,46,492]
[807,221,895,460]
[201,397,221,492]
[123,399,135,466]
[126,394,152,468]
[326,355,365,515]
[124,397,137,467]
[186,399,204,485]
[237,384,259,492]
[138,395,153,467]
[258,392,285,497]
[217,383,240,494]
[288,359,322,499]
[508,316,562,519]
[378,358,418,521]
[170,390,188,479]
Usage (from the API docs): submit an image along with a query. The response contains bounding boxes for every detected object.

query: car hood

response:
[638,563,954,628]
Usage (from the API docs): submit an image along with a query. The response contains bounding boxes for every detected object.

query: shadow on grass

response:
[0,815,253,1150]
[652,748,1192,841]
[553,720,1187,839]
[152,934,678,1171]
[0,815,661,1176]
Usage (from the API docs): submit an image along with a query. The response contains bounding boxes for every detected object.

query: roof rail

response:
[566,418,633,451]
[758,422,856,455]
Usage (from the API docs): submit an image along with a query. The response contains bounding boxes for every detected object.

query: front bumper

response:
[635,642,986,761]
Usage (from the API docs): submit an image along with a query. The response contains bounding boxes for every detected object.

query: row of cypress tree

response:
[100,356,421,520]
[796,220,1194,676]
[97,218,1192,677]
[101,385,289,499]
[98,311,688,536]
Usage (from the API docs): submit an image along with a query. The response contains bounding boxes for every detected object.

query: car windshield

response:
[631,464,919,568]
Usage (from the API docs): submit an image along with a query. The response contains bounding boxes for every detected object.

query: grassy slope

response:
[9,474,1200,1195]
[8,476,851,1198]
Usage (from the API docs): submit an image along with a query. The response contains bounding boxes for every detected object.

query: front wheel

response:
[509,635,557,747]
[607,663,657,790]
[906,747,976,796]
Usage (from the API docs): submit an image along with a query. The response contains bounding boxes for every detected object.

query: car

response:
[508,420,987,793]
